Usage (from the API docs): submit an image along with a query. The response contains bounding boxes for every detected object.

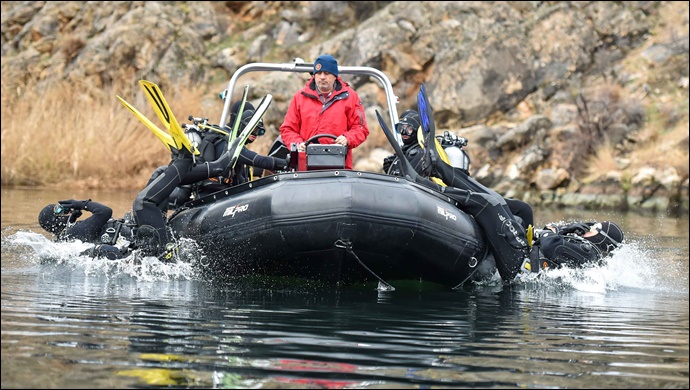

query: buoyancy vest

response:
[531,230,602,270]
[98,216,135,247]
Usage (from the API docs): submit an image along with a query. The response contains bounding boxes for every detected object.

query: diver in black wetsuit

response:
[135,100,289,258]
[422,136,625,277]
[383,109,626,281]
[196,101,289,194]
[145,101,289,211]
[529,221,625,270]
[382,109,533,281]
[133,144,199,258]
[38,199,133,259]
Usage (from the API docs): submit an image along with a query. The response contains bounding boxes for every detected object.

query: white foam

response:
[514,240,688,295]
[3,230,203,282]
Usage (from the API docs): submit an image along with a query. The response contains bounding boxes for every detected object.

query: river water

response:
[1,186,688,388]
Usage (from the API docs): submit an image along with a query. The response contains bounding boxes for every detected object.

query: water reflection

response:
[2,265,688,388]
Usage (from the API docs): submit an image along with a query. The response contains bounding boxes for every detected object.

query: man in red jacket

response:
[279,54,369,169]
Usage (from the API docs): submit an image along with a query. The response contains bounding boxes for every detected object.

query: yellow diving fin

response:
[434,137,450,165]
[116,96,175,151]
[416,126,449,186]
[416,125,425,149]
[138,80,199,156]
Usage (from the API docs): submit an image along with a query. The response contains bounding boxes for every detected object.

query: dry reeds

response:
[1,77,208,189]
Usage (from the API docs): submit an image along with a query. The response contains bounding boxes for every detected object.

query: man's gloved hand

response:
[382,154,396,173]
[58,199,91,211]
[559,222,591,235]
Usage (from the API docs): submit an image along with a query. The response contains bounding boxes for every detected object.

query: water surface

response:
[2,187,688,388]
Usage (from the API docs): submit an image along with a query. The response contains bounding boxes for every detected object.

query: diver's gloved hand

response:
[559,222,591,235]
[382,154,396,173]
[208,151,232,175]
[177,145,194,159]
[58,199,91,211]
[275,157,288,171]
[65,209,83,224]
[422,149,438,177]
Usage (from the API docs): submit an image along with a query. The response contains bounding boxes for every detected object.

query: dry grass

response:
[1,78,209,190]
[60,35,86,62]
[583,140,619,182]
[570,83,625,175]
[574,76,687,180]
[629,118,690,177]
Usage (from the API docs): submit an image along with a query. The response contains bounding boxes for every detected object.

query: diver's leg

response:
[133,158,193,254]
[505,198,533,229]
[442,186,530,282]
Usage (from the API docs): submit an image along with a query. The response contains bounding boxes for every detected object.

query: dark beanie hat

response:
[399,109,422,131]
[240,107,265,135]
[38,204,68,235]
[226,101,257,129]
[584,221,624,255]
[397,110,422,145]
[313,54,338,77]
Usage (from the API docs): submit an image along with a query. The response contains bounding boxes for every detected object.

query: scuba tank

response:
[436,131,471,174]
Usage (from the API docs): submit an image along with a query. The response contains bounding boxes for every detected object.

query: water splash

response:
[514,239,688,295]
[3,230,203,282]
[4,229,686,293]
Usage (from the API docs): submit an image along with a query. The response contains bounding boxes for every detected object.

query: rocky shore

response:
[2,1,688,215]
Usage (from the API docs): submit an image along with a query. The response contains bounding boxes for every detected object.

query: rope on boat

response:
[334,239,395,291]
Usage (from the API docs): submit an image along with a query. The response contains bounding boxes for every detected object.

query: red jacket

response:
[279,77,369,169]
